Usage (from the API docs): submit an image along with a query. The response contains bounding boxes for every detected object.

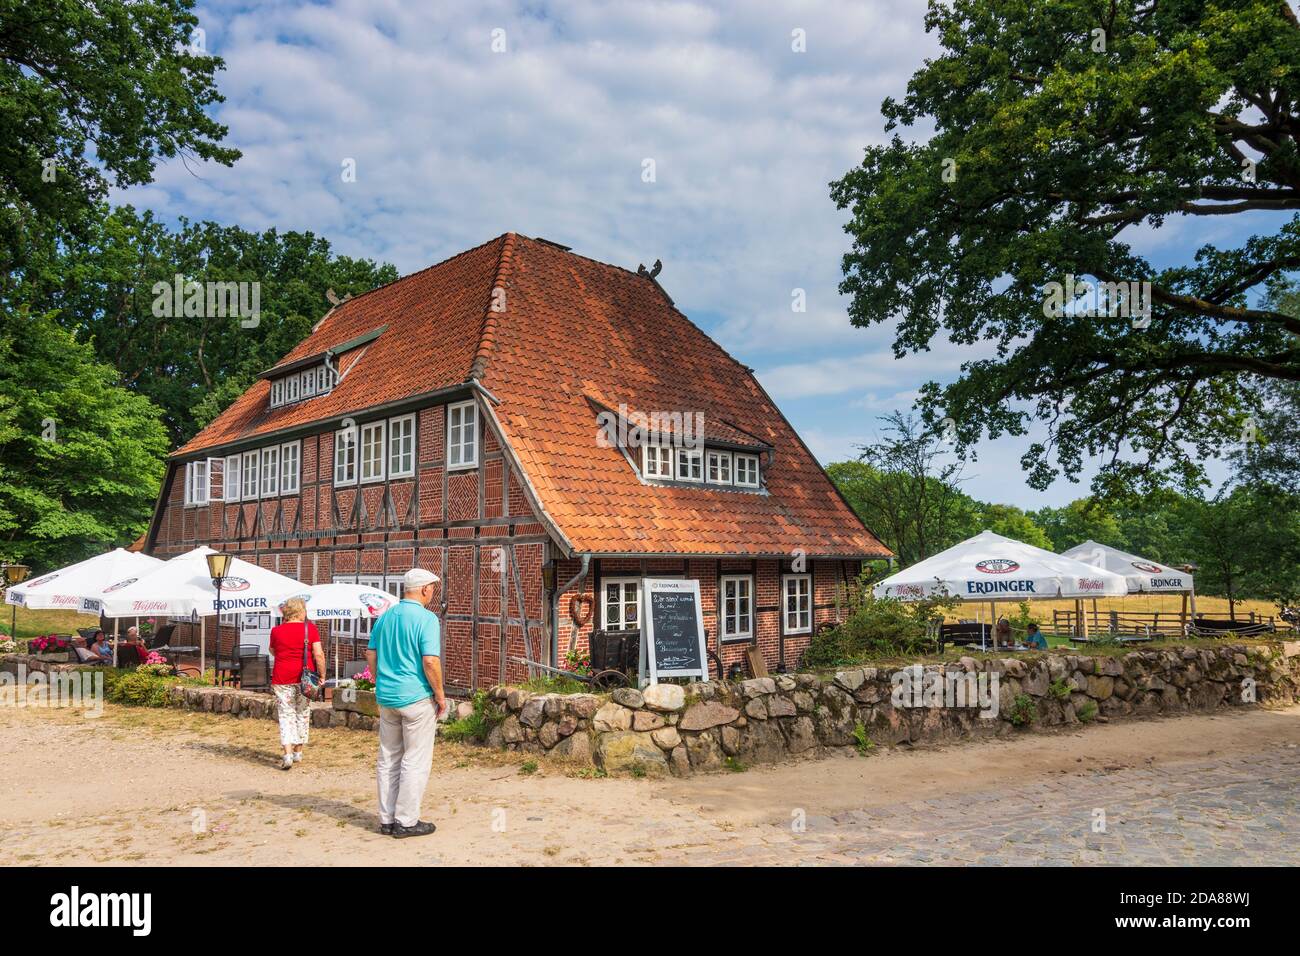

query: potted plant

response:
[30,634,72,662]
[0,634,16,655]
[333,667,379,717]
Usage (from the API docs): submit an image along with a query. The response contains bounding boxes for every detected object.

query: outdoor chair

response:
[938,622,991,653]
[238,650,270,691]
[73,646,109,666]
[147,624,176,649]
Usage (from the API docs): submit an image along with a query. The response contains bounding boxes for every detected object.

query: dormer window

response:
[676,446,703,481]
[268,359,339,409]
[734,453,760,488]
[707,450,732,484]
[642,443,673,479]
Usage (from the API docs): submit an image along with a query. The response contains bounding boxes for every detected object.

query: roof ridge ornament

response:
[637,259,663,280]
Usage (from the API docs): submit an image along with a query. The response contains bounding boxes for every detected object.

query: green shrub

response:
[441,690,503,743]
[1049,678,1071,700]
[1075,699,1099,723]
[104,669,177,708]
[1009,693,1037,726]
[802,579,957,667]
[852,722,875,754]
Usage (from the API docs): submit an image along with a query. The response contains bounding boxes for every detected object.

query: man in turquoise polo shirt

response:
[366,567,447,838]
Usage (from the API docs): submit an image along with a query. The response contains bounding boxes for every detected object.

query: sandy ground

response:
[1,702,1296,866]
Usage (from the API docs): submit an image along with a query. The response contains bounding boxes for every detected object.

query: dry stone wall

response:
[486,641,1300,776]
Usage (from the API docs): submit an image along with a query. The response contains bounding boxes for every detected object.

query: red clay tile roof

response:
[178,233,890,559]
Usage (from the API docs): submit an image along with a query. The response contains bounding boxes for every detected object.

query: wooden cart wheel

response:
[590,668,629,690]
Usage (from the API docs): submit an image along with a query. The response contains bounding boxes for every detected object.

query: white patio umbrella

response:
[99,546,305,679]
[274,582,403,679]
[5,548,162,615]
[873,530,1128,648]
[1060,541,1193,593]
[1061,540,1195,632]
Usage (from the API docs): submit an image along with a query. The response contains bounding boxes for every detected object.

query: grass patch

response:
[440,690,504,744]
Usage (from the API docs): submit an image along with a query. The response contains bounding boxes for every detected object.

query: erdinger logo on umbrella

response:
[218,576,250,592]
[360,592,392,615]
[26,573,59,589]
[1132,561,1163,574]
[103,576,137,593]
[975,559,1019,575]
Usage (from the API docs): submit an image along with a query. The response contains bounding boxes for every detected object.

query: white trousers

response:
[273,684,311,746]
[376,697,437,828]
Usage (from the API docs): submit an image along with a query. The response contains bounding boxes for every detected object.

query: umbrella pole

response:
[113,617,119,667]
[200,617,206,679]
[334,628,339,682]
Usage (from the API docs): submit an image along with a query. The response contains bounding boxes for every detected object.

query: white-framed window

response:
[601,578,640,631]
[388,414,415,478]
[260,445,280,497]
[734,453,761,488]
[270,380,284,407]
[334,426,358,485]
[720,574,753,641]
[707,450,733,485]
[447,400,478,469]
[242,450,260,500]
[286,373,300,403]
[641,443,673,480]
[676,446,703,481]
[301,369,316,398]
[360,421,386,483]
[185,460,209,506]
[783,573,812,635]
[224,454,241,502]
[280,441,300,494]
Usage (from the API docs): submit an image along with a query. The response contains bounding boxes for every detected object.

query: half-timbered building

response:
[148,234,891,691]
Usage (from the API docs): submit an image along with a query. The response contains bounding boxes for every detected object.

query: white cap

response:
[403,568,440,588]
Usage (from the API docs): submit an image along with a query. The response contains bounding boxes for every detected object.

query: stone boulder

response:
[679,701,739,731]
[594,731,668,774]
[642,683,685,712]
[593,702,633,732]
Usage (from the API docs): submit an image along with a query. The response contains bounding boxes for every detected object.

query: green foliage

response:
[723,756,747,773]
[519,760,538,775]
[803,574,957,667]
[0,306,168,567]
[440,690,502,744]
[20,206,398,446]
[852,722,875,754]
[0,0,239,264]
[1075,699,1099,723]
[1008,694,1037,727]
[830,0,1300,501]
[1049,678,1071,701]
[103,668,177,708]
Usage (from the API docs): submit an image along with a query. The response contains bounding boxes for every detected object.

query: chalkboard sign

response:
[640,578,708,686]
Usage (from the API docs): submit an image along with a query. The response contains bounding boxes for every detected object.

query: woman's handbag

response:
[299,622,324,700]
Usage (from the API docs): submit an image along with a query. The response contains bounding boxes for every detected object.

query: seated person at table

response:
[87,632,113,661]
[994,618,1011,648]
[1025,622,1048,650]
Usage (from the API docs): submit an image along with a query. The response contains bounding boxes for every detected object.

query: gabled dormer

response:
[259,325,386,410]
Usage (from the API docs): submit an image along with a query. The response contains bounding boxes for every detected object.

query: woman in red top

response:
[269,597,326,770]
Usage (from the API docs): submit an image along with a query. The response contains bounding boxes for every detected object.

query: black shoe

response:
[391,821,436,839]
[379,823,394,836]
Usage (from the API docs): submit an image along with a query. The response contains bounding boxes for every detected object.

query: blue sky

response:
[117,0,1269,508]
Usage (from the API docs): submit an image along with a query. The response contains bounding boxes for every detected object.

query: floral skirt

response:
[273,684,311,746]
